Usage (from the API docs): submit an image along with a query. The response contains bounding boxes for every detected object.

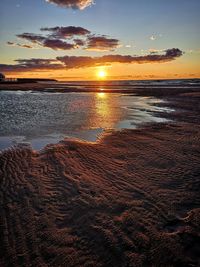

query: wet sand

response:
[0,85,200,266]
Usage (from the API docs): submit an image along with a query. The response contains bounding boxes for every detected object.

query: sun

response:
[97,70,107,79]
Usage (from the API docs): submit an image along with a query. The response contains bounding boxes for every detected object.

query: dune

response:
[0,86,200,266]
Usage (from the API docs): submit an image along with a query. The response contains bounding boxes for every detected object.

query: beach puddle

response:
[0,91,173,150]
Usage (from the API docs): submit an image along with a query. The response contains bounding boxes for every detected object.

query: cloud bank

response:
[45,0,94,10]
[0,49,183,73]
[57,48,183,68]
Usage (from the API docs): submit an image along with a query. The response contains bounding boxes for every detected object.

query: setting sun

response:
[97,70,107,79]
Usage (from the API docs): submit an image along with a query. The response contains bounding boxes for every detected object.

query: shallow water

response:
[0,90,172,150]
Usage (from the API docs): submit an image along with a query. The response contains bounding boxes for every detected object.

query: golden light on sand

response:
[97,69,107,79]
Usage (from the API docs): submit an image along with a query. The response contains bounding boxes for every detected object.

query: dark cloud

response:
[16,58,58,65]
[45,0,94,10]
[165,48,183,58]
[0,58,63,72]
[57,48,184,68]
[0,49,183,73]
[17,33,75,50]
[40,26,90,38]
[13,26,119,52]
[17,33,46,43]
[86,36,120,51]
[43,39,75,50]
[7,41,15,46]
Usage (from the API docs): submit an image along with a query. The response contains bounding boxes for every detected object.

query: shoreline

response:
[0,80,200,95]
[0,85,200,266]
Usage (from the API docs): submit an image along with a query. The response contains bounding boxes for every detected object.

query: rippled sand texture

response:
[0,88,200,267]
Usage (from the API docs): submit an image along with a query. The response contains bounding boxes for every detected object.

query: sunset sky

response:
[0,0,200,80]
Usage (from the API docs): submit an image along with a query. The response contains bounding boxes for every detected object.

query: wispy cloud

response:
[7,41,34,49]
[148,48,164,53]
[7,42,15,46]
[150,35,157,41]
[150,34,162,41]
[185,49,200,54]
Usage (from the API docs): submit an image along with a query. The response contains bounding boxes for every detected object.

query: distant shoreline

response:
[0,78,57,84]
[0,79,200,98]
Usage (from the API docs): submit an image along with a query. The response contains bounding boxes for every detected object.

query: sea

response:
[0,79,199,150]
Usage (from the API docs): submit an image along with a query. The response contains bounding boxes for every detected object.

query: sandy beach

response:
[0,84,200,266]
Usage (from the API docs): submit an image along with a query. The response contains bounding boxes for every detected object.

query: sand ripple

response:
[1,88,200,266]
[0,121,200,266]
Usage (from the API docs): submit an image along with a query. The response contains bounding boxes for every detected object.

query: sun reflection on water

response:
[96,92,109,117]
[92,92,123,129]
[97,92,106,98]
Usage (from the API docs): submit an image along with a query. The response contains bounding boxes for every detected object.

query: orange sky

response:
[6,57,200,81]
[1,1,200,81]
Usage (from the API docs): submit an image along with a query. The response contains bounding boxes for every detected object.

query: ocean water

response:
[0,79,189,150]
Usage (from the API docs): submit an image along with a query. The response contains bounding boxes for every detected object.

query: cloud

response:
[16,58,58,65]
[150,35,157,41]
[16,27,119,51]
[7,41,33,49]
[7,42,15,46]
[74,38,86,46]
[17,33,46,43]
[40,26,90,38]
[86,36,120,51]
[148,48,164,53]
[45,0,94,10]
[150,34,162,41]
[185,49,200,54]
[0,58,64,72]
[17,33,76,50]
[19,44,33,49]
[0,49,183,73]
[57,48,183,68]
[165,48,183,58]
[43,39,76,50]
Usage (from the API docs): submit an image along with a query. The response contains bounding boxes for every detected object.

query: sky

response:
[0,0,200,80]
